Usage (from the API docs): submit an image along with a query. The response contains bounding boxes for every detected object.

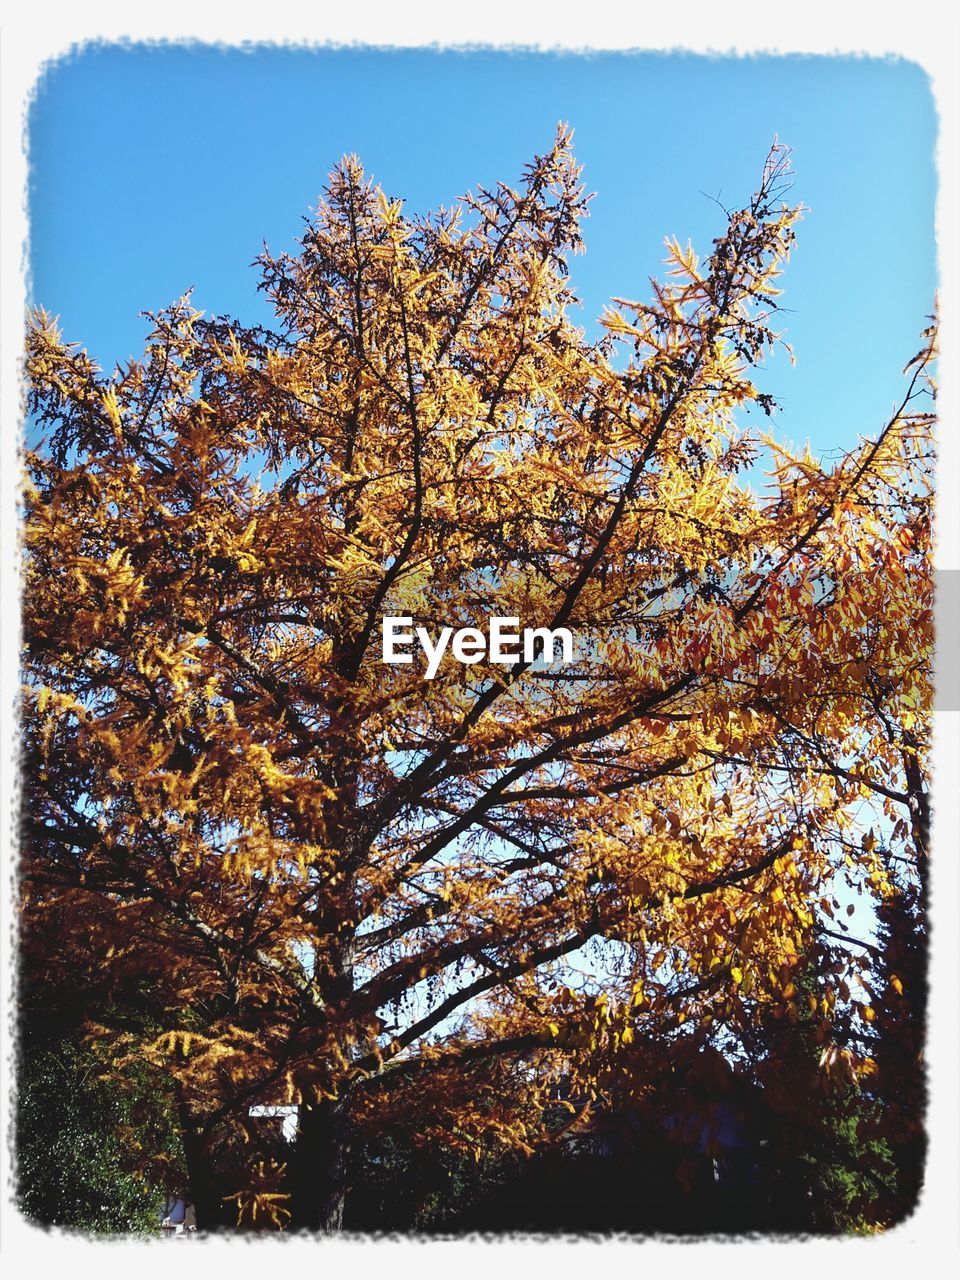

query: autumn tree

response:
[21,130,934,1232]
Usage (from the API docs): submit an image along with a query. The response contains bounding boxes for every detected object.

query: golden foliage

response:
[21,131,933,1225]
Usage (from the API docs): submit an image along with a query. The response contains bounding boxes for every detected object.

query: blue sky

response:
[28,45,936,467]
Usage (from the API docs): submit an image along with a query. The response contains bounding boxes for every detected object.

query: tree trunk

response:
[287,904,356,1232]
[901,737,930,902]
[175,1094,231,1232]
[290,695,360,1233]
[289,1093,351,1232]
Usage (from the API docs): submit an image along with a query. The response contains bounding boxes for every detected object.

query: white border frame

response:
[3,4,957,1273]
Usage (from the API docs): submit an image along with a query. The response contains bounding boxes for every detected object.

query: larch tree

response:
[21,129,933,1232]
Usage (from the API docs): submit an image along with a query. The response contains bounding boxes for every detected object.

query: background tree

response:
[16,983,184,1234]
[21,130,934,1232]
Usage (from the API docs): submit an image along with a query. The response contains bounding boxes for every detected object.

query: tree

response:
[16,984,184,1235]
[700,402,934,1230]
[21,129,934,1231]
[735,931,894,1234]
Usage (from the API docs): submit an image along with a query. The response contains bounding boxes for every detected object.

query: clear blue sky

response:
[28,45,936,463]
